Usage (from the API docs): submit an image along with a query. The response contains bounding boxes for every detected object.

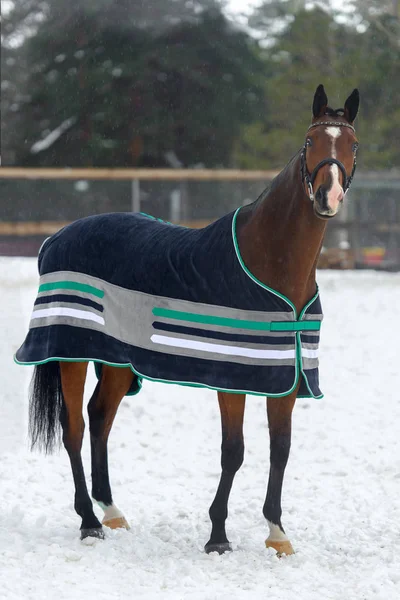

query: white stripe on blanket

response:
[31,307,105,325]
[150,334,297,360]
[301,347,319,359]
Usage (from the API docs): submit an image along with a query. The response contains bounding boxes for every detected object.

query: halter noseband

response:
[301,121,357,203]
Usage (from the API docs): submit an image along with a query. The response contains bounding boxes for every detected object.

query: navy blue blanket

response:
[15,209,323,398]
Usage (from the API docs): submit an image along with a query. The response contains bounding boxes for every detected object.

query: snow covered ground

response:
[1,257,399,600]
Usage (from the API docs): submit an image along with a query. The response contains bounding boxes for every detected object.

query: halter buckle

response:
[307,181,315,202]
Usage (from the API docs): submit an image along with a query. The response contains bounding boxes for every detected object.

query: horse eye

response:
[306,138,313,147]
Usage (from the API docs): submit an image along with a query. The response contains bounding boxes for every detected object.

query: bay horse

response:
[16,84,359,555]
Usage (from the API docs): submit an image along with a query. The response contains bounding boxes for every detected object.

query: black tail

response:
[29,362,64,454]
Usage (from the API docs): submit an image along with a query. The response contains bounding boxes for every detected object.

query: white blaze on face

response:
[326,126,344,213]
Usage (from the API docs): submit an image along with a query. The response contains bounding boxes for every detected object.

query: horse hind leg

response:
[88,365,134,531]
[205,391,246,555]
[59,361,104,539]
[263,392,296,556]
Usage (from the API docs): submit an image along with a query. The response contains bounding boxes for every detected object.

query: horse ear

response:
[344,89,360,124]
[312,84,328,119]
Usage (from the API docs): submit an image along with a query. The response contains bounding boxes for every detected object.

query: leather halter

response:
[301,121,357,203]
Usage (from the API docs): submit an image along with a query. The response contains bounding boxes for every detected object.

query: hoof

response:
[204,541,232,555]
[102,516,130,530]
[80,527,105,540]
[265,538,294,557]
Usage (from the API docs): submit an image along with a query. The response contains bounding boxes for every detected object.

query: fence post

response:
[170,188,181,222]
[131,179,140,212]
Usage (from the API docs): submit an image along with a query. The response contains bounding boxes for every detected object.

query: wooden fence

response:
[0,167,279,180]
[0,167,278,235]
[1,167,400,269]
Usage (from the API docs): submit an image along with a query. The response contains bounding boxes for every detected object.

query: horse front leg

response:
[263,392,297,556]
[88,365,134,531]
[205,391,246,555]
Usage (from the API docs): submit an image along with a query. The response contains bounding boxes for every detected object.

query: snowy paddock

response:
[1,257,400,600]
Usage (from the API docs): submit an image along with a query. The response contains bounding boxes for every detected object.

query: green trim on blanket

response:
[38,280,104,298]
[16,209,323,399]
[13,352,313,398]
[298,288,321,321]
[296,331,324,399]
[232,208,297,316]
[94,362,143,396]
[231,206,323,399]
[140,212,173,225]
[152,307,320,331]
[232,207,321,324]
[297,293,324,399]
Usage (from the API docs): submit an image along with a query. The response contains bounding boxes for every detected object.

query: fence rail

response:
[1,167,399,181]
[0,167,279,221]
[1,167,400,269]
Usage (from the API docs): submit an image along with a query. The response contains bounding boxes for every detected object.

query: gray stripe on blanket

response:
[302,313,323,321]
[37,288,98,298]
[37,270,294,321]
[302,357,319,370]
[30,271,307,366]
[29,315,296,366]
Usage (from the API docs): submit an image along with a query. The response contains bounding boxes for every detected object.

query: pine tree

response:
[4,0,263,167]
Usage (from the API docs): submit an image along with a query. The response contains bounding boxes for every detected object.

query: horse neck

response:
[238,153,327,314]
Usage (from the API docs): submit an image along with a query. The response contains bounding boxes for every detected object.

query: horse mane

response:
[251,150,301,208]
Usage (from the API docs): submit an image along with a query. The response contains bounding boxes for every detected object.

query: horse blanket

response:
[15,209,323,398]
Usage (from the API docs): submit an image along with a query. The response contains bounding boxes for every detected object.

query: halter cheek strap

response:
[301,121,357,202]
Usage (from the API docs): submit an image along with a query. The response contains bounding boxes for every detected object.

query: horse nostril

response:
[315,186,326,204]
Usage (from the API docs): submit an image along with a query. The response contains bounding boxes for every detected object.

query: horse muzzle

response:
[313,184,344,219]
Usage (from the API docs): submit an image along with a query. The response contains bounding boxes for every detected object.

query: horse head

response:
[302,84,360,219]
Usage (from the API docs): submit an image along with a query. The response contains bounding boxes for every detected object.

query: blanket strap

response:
[152,308,320,332]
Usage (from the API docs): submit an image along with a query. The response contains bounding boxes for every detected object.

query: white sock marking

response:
[267,521,289,542]
[96,501,124,521]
